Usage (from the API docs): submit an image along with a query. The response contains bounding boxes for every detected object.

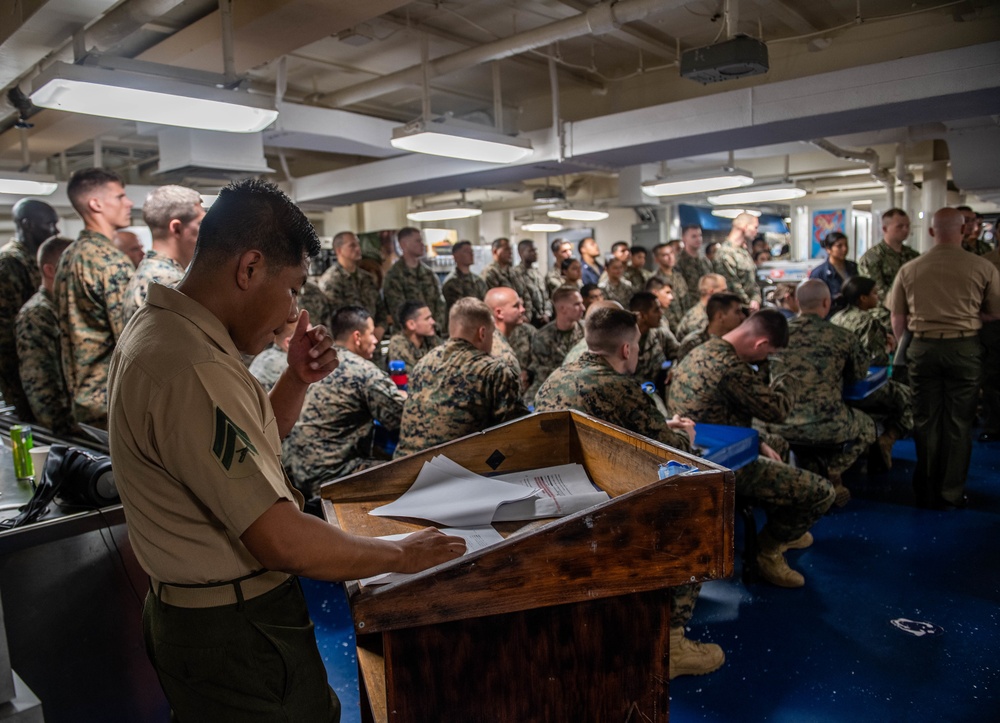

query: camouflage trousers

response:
[736,458,835,542]
[850,379,914,436]
[669,583,701,630]
[771,408,877,476]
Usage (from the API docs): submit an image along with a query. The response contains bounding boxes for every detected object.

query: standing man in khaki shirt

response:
[889,207,1000,509]
[108,179,465,722]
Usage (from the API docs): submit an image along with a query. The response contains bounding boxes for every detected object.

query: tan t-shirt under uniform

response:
[108,284,302,604]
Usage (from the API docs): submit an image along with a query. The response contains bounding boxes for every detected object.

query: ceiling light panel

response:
[708,183,807,205]
[391,120,533,164]
[642,168,754,197]
[547,209,609,221]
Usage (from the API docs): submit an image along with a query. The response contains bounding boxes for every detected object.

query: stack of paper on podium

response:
[320,410,735,723]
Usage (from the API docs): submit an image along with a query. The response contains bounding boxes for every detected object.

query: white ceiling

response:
[1,0,998,214]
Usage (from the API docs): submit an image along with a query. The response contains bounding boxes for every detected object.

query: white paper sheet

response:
[369,455,539,526]
[359,526,505,587]
[491,463,609,521]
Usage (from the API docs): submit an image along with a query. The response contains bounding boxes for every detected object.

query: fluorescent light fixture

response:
[642,168,754,197]
[710,208,762,219]
[407,206,483,222]
[30,61,278,133]
[521,222,563,233]
[547,208,609,222]
[0,173,58,196]
[391,120,533,164]
[708,182,807,205]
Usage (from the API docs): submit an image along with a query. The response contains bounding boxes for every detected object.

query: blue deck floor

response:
[303,435,1000,722]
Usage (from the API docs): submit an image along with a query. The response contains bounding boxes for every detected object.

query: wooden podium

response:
[321,410,734,722]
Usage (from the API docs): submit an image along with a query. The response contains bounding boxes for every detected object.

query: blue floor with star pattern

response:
[303,434,1000,722]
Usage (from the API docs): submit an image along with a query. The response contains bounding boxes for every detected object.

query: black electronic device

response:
[680,35,769,85]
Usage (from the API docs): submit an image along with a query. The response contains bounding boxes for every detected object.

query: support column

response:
[920,161,948,252]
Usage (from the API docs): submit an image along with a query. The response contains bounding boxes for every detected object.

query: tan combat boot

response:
[669,630,725,679]
[757,530,806,587]
[780,531,813,551]
[877,426,900,470]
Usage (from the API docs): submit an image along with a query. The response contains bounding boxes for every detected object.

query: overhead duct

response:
[154,127,273,177]
[811,138,895,207]
[318,0,688,108]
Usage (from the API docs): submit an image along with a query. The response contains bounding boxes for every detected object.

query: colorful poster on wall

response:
[811,209,845,258]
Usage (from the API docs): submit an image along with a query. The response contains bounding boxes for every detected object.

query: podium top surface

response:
[322,410,735,633]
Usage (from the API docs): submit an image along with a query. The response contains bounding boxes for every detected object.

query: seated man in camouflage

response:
[677,292,745,363]
[15,236,76,434]
[534,306,721,680]
[283,306,407,496]
[830,275,912,468]
[669,309,835,588]
[395,298,526,457]
[525,286,585,404]
[123,184,204,321]
[676,273,727,339]
[766,280,877,505]
[629,291,679,393]
[387,300,441,371]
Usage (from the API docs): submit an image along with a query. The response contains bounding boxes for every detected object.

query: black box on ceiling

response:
[680,35,769,85]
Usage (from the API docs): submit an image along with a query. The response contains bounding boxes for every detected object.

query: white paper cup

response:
[29,445,51,479]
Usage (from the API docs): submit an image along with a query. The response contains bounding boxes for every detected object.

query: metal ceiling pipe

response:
[811,138,896,207]
[319,0,687,108]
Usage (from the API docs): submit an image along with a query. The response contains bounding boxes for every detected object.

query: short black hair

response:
[577,237,596,255]
[194,178,319,268]
[882,208,908,222]
[839,276,877,307]
[822,231,848,250]
[744,308,789,348]
[397,300,429,326]
[681,224,702,234]
[705,241,719,256]
[651,242,669,255]
[397,227,421,243]
[67,167,125,216]
[644,277,671,292]
[611,241,629,253]
[492,237,510,251]
[330,305,371,341]
[706,292,744,322]
[451,240,472,255]
[630,245,647,257]
[629,290,658,314]
[585,306,639,355]
[560,257,579,273]
[517,238,534,254]
[581,282,602,297]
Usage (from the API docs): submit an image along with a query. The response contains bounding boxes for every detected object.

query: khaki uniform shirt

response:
[54,230,134,426]
[888,245,1000,334]
[108,284,303,589]
[124,249,185,323]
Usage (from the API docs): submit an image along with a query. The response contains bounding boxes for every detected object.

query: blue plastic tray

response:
[691,423,759,470]
[843,366,889,400]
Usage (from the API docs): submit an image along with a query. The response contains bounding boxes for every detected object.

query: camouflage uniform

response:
[545,269,567,298]
[382,260,446,329]
[599,278,635,307]
[675,252,713,308]
[123,249,184,322]
[677,329,712,364]
[713,242,761,307]
[54,230,134,427]
[0,239,40,419]
[508,323,534,374]
[248,345,288,392]
[15,288,74,434]
[442,267,488,322]
[635,327,679,389]
[624,265,650,291]
[283,345,405,494]
[831,306,914,435]
[491,330,521,378]
[512,262,551,324]
[857,241,919,327]
[481,261,532,321]
[764,315,877,476]
[652,268,690,331]
[668,337,835,543]
[676,303,708,341]
[525,321,584,404]
[963,237,992,256]
[318,263,388,330]
[395,338,526,457]
[387,333,441,371]
[562,338,589,366]
[534,351,697,629]
[298,280,331,329]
